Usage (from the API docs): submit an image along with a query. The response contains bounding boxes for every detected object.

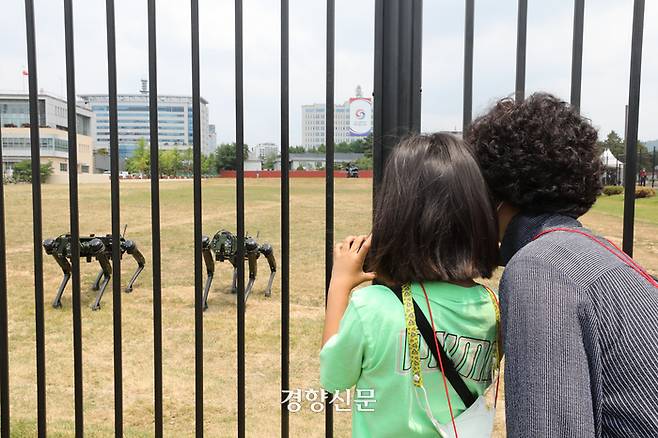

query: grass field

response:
[1,178,657,437]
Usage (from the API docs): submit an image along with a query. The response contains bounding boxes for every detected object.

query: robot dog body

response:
[202,230,276,310]
[43,234,146,310]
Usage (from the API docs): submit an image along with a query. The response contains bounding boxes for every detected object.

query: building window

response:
[81,165,89,173]
[60,163,68,172]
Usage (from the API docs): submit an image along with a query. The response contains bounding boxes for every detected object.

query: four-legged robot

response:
[202,230,276,310]
[43,234,146,310]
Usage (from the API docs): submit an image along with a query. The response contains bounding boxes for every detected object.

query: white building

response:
[208,124,217,152]
[301,86,372,149]
[80,85,211,160]
[251,142,279,160]
[0,92,95,180]
[274,152,363,171]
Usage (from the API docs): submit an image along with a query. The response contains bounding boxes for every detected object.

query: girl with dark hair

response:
[320,133,502,437]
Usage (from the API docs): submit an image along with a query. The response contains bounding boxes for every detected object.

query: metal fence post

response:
[515,0,527,102]
[0,99,9,438]
[280,1,291,436]
[23,1,47,435]
[324,0,335,436]
[463,0,474,131]
[63,1,85,434]
[372,0,423,193]
[146,1,164,435]
[571,0,585,111]
[191,0,204,435]
[623,0,645,257]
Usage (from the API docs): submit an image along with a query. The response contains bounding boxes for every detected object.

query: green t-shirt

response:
[320,282,498,437]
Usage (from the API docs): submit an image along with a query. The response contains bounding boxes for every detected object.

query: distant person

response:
[467,92,658,437]
[640,167,647,186]
[320,133,502,437]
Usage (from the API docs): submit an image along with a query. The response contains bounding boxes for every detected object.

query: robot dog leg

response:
[123,239,145,293]
[243,238,259,302]
[202,235,216,310]
[259,243,277,297]
[43,238,72,308]
[88,239,112,311]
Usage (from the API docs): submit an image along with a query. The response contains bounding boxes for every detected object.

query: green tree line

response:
[125,135,375,176]
[598,130,655,172]
[9,160,53,183]
[125,139,249,176]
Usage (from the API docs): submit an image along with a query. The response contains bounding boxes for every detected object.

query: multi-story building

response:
[208,124,217,152]
[0,92,94,181]
[251,142,279,160]
[80,86,211,159]
[301,86,372,149]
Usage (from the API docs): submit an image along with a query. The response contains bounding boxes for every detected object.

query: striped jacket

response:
[499,213,658,437]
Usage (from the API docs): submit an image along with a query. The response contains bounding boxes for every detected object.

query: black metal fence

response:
[0,0,648,437]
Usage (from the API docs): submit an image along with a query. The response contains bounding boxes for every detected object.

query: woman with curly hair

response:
[467,92,658,437]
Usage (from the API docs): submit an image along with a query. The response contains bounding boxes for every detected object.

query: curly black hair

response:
[466,92,602,218]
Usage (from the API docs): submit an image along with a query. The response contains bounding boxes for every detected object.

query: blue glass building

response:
[79,92,210,161]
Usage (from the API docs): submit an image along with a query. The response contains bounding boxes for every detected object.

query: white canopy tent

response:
[600,149,624,185]
[601,148,624,169]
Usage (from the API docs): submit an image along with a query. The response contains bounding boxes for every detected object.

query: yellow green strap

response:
[402,283,424,388]
[483,285,502,363]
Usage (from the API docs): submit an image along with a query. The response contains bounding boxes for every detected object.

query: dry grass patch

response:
[4,179,657,437]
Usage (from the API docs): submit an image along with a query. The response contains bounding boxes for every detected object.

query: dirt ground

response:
[1,178,656,437]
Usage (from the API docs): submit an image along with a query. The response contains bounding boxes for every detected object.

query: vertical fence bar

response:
[372,0,386,194]
[411,2,422,133]
[190,0,204,436]
[0,109,9,438]
[235,0,246,436]
[463,0,474,131]
[623,0,645,257]
[324,0,335,436]
[63,1,85,435]
[570,0,584,110]
[104,0,123,434]
[515,0,527,102]
[372,0,422,190]
[23,1,47,435]
[648,146,656,187]
[280,0,290,435]
[146,0,164,436]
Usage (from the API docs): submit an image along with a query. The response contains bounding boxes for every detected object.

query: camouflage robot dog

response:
[43,233,146,310]
[201,230,276,310]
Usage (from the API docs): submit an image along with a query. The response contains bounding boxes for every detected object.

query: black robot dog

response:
[43,233,146,310]
[201,230,276,310]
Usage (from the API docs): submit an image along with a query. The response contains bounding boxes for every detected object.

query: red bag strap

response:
[532,227,658,288]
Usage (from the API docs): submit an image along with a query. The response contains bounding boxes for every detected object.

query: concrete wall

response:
[47,173,110,184]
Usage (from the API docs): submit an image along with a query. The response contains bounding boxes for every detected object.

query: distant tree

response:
[335,141,352,153]
[263,153,278,170]
[362,133,373,158]
[96,148,109,156]
[12,159,53,183]
[599,130,625,157]
[356,156,373,170]
[125,138,150,175]
[637,141,654,171]
[159,149,184,177]
[214,143,249,172]
[296,164,305,171]
[201,153,215,175]
[598,130,654,174]
[289,146,306,153]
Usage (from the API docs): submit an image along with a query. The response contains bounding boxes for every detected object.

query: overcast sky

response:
[2,0,658,148]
